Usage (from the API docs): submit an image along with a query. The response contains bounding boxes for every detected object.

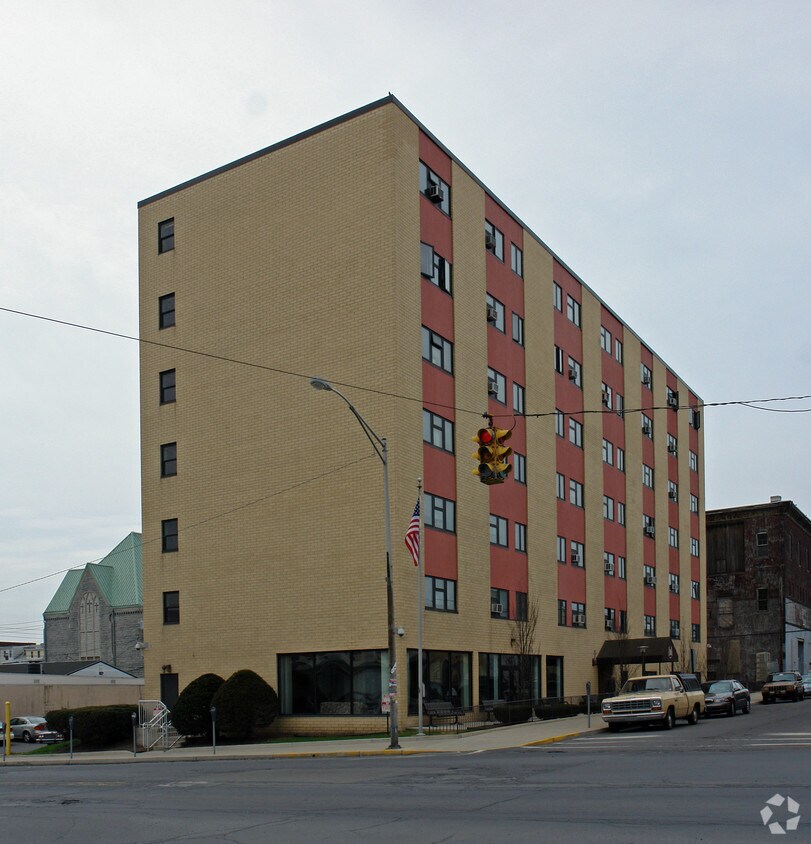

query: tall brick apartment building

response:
[138,96,706,724]
[706,498,811,684]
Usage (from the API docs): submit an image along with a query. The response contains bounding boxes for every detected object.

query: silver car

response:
[802,674,811,695]
[8,716,62,743]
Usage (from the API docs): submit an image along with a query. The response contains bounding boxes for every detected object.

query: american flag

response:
[404,499,421,566]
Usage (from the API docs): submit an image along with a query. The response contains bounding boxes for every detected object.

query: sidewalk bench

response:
[423,700,466,730]
[481,699,505,721]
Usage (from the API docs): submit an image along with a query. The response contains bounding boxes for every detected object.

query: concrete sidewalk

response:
[2,713,605,766]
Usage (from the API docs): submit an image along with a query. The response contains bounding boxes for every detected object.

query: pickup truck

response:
[601,673,705,731]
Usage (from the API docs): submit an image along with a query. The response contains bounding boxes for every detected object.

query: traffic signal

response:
[472,426,513,485]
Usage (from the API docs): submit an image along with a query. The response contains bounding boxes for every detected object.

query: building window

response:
[616,448,625,472]
[668,480,678,502]
[485,220,504,260]
[158,218,175,253]
[512,312,524,346]
[567,357,582,388]
[553,282,563,311]
[163,591,180,624]
[423,409,454,453]
[640,363,652,389]
[756,531,768,547]
[420,243,452,294]
[642,464,654,488]
[556,472,566,500]
[670,619,681,639]
[669,573,680,594]
[516,591,528,621]
[554,346,565,374]
[426,576,457,612]
[615,338,623,364]
[486,293,505,331]
[555,409,565,437]
[78,592,101,659]
[425,493,456,533]
[572,602,586,628]
[161,518,179,552]
[617,556,627,579]
[604,606,616,631]
[160,442,177,477]
[419,162,451,215]
[159,293,175,328]
[487,368,506,404]
[510,243,523,277]
[691,580,700,600]
[603,496,615,521]
[617,502,626,526]
[601,383,613,410]
[690,407,701,430]
[667,434,678,457]
[602,438,614,465]
[669,527,679,549]
[514,453,526,484]
[490,587,508,618]
[513,383,525,414]
[600,326,612,354]
[757,588,768,611]
[570,540,585,567]
[691,623,701,642]
[159,369,176,404]
[421,327,453,374]
[604,551,615,577]
[618,610,628,633]
[566,294,581,327]
[557,536,567,564]
[569,479,584,508]
[666,387,679,410]
[515,522,527,552]
[644,615,656,636]
[690,537,700,557]
[568,418,583,448]
[558,599,567,626]
[490,514,508,547]
[641,414,653,438]
[643,514,655,537]
[690,494,699,513]
[615,392,624,417]
[644,565,656,587]
[689,450,698,472]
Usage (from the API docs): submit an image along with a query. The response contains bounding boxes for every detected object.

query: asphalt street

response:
[1,700,809,843]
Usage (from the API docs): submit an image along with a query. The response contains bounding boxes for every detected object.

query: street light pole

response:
[310,377,400,750]
[639,645,648,677]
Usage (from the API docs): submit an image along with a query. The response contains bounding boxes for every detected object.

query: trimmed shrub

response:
[46,705,137,747]
[493,703,532,724]
[170,673,225,738]
[534,701,580,720]
[210,669,279,739]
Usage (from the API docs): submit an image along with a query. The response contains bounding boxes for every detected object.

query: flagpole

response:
[416,477,425,736]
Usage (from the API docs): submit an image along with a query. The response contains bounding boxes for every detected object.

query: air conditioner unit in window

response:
[486,304,499,324]
[669,490,678,501]
[669,583,679,593]
[645,575,656,587]
[572,613,585,626]
[644,526,655,538]
[568,368,579,382]
[571,553,581,565]
[605,620,615,631]
[642,374,652,387]
[604,562,615,575]
[667,392,679,410]
[487,379,499,397]
[491,603,504,614]
[667,444,678,455]
[642,425,652,436]
[426,184,444,203]
[485,231,496,250]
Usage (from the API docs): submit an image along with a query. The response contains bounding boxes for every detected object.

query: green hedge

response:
[210,669,279,739]
[46,705,137,747]
[171,673,224,738]
[534,701,580,720]
[493,703,532,724]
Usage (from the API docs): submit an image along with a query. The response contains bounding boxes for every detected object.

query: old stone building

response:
[43,532,144,677]
[706,498,811,685]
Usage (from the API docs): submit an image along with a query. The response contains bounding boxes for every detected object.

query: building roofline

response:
[138,93,702,398]
[707,500,811,533]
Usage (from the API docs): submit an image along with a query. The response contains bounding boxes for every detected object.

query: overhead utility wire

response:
[2,306,810,418]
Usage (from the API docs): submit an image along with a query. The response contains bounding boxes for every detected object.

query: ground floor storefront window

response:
[407,649,471,714]
[479,653,540,702]
[546,655,564,698]
[278,649,387,715]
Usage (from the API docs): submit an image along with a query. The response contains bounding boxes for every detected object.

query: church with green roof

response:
[44,533,143,677]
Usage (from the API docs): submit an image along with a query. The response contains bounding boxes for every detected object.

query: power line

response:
[2,306,810,419]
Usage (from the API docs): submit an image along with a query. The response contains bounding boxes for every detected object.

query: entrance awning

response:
[596,637,678,666]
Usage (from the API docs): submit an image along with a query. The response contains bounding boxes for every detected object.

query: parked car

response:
[8,716,63,743]
[801,674,811,696]
[701,680,751,716]
[761,672,804,703]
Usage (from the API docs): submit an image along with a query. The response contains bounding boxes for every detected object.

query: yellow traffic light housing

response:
[472,426,513,485]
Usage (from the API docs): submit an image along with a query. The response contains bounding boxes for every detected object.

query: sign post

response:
[586,681,592,728]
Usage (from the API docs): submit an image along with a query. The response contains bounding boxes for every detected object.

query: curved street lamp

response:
[310,377,400,749]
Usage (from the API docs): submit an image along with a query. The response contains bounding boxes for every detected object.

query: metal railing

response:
[138,700,182,750]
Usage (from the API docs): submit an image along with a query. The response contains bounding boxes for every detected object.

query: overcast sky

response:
[1,1,808,641]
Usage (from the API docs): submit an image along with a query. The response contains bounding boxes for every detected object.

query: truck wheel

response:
[687,704,700,725]
[662,708,675,730]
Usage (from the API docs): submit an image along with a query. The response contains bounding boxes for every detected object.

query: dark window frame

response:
[159,293,175,329]
[161,518,179,553]
[163,591,180,624]
[158,218,175,254]
[160,442,177,478]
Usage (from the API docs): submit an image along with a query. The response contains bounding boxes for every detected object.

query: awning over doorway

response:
[596,637,678,666]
